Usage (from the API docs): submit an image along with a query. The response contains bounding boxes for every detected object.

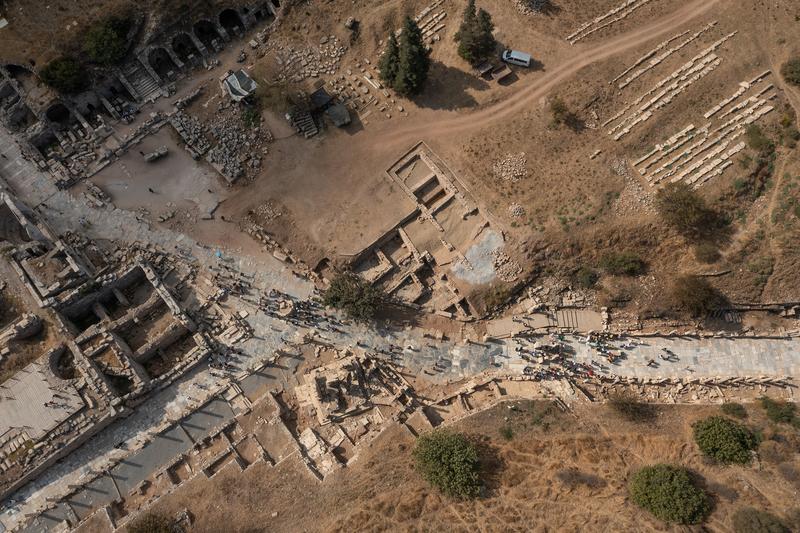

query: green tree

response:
[628,464,710,524]
[455,0,479,64]
[84,17,131,66]
[322,272,382,321]
[732,507,790,533]
[455,1,496,65]
[413,431,481,498]
[379,32,400,87]
[475,9,496,61]
[393,16,430,96]
[40,57,89,94]
[692,416,758,464]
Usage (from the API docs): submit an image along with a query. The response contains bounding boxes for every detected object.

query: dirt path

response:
[374,0,723,148]
[221,0,723,250]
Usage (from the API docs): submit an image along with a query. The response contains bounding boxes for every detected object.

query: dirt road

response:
[221,0,722,247]
[376,0,723,148]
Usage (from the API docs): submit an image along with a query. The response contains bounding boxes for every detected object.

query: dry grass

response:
[91,400,800,533]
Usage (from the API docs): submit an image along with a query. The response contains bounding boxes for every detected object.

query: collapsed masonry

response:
[294,351,418,477]
[0,191,211,500]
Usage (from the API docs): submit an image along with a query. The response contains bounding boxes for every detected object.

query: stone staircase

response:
[289,108,318,138]
[118,61,161,103]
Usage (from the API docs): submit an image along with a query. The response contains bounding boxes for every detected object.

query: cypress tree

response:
[455,2,496,66]
[455,0,479,64]
[475,9,496,61]
[394,16,430,96]
[379,32,400,87]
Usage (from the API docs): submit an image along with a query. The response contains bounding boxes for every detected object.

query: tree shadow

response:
[374,301,425,328]
[539,0,562,16]
[468,434,506,495]
[414,61,489,110]
[340,111,364,135]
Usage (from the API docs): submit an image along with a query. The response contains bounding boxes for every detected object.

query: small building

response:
[310,87,350,127]
[325,102,351,127]
[221,69,258,102]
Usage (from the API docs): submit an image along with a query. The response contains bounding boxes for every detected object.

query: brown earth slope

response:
[80,400,800,533]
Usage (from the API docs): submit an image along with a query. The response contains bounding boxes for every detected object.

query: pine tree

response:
[379,32,400,87]
[455,1,496,66]
[394,16,430,96]
[475,9,496,60]
[455,0,479,64]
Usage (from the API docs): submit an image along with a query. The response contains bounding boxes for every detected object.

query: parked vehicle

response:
[501,49,532,68]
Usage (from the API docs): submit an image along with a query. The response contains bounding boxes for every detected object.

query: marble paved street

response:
[2,128,800,533]
[504,335,800,379]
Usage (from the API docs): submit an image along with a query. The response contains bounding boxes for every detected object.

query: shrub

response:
[781,58,800,86]
[721,402,747,419]
[694,242,721,264]
[550,97,582,130]
[628,464,710,524]
[322,272,382,321]
[655,182,722,239]
[499,426,513,440]
[84,17,131,65]
[600,252,646,276]
[413,431,481,498]
[40,57,89,94]
[692,416,757,464]
[574,266,599,288]
[669,275,727,317]
[759,396,798,426]
[745,124,774,153]
[126,511,174,533]
[732,507,789,533]
[608,392,657,422]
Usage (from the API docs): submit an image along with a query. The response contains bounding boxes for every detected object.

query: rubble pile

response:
[513,0,553,15]
[207,108,273,183]
[273,37,347,83]
[614,175,655,215]
[169,112,210,158]
[492,250,522,282]
[493,152,528,182]
[82,181,112,209]
[253,201,282,221]
[508,203,525,218]
[611,159,630,178]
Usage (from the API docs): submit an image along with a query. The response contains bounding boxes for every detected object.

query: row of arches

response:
[144,13,243,80]
[2,3,279,132]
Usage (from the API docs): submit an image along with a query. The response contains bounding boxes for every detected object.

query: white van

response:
[501,49,532,68]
